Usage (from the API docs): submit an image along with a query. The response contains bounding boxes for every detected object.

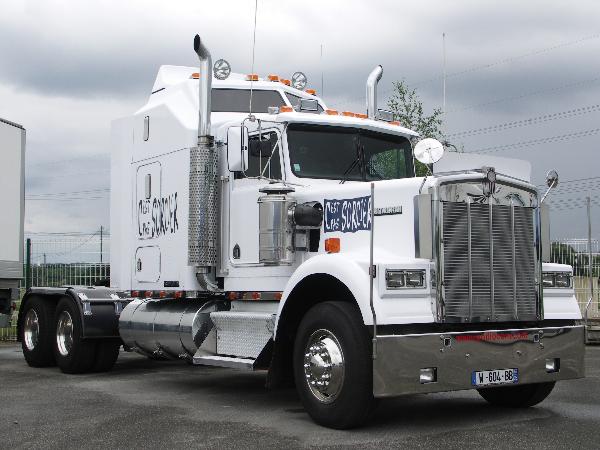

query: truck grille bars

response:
[442,201,538,322]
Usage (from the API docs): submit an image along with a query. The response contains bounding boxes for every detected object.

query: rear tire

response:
[20,297,56,367]
[53,298,97,374]
[293,301,376,429]
[478,381,556,407]
[92,341,121,372]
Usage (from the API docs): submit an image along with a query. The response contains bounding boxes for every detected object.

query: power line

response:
[447,104,600,138]
[409,33,600,89]
[334,32,600,110]
[467,127,600,154]
[446,75,600,114]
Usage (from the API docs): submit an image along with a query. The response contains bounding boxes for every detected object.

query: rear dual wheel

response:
[53,298,120,373]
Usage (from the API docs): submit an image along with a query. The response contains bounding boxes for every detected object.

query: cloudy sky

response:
[1,0,600,247]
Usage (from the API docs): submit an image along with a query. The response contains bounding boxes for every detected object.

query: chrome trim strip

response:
[467,200,473,321]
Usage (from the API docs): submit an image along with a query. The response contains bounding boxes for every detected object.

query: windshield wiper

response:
[340,138,362,184]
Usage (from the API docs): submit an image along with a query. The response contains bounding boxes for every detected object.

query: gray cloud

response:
[1,0,600,239]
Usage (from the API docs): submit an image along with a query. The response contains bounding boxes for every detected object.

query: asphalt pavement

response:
[1,342,599,449]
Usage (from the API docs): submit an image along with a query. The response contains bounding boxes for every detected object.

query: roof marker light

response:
[280,79,291,86]
[325,238,341,253]
[191,73,200,79]
[268,74,280,82]
[341,111,356,117]
[246,73,259,81]
[355,113,368,119]
[325,109,339,115]
[305,88,317,95]
[390,121,401,126]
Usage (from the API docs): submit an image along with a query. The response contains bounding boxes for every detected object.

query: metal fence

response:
[550,238,600,320]
[0,233,110,341]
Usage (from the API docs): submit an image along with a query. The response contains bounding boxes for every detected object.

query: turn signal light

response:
[279,105,293,113]
[131,290,140,298]
[325,237,341,253]
[267,74,280,82]
[246,74,259,81]
[274,292,283,301]
[174,291,184,299]
[144,290,153,298]
[325,109,339,115]
[305,88,317,95]
[251,292,261,300]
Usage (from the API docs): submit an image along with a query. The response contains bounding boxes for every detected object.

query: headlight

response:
[543,272,572,288]
[385,270,425,289]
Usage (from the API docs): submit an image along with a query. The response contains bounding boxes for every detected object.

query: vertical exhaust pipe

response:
[193,34,212,141]
[366,65,383,119]
[189,34,219,291]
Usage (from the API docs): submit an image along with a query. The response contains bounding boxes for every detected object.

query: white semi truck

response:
[0,118,25,328]
[17,35,584,429]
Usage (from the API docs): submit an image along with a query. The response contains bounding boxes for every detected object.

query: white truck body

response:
[0,118,25,326]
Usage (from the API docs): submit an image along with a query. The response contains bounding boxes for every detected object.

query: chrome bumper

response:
[373,325,585,398]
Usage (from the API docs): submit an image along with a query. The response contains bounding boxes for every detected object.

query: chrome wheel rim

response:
[23,309,39,351]
[303,329,345,403]
[56,311,74,357]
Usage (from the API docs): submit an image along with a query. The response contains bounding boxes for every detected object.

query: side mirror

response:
[540,169,559,204]
[227,126,249,172]
[413,138,445,165]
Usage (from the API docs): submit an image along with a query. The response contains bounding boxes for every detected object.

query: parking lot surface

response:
[1,343,599,449]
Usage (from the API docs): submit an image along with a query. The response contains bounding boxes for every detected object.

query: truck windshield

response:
[287,124,414,181]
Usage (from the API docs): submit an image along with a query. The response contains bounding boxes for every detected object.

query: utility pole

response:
[100,226,103,264]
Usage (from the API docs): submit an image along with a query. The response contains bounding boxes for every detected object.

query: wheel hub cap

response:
[56,311,74,357]
[303,329,345,403]
[23,309,39,351]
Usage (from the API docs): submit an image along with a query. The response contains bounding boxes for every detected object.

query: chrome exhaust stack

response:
[188,34,220,291]
[366,65,383,119]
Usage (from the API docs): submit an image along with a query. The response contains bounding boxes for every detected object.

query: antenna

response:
[249,0,259,117]
[442,32,447,132]
[320,43,324,97]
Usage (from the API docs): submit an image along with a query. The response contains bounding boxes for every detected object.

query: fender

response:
[274,253,373,338]
[18,286,131,340]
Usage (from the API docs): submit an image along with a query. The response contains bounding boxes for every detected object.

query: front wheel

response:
[293,301,376,429]
[478,381,556,407]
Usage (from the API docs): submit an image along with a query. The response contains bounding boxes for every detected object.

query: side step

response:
[193,355,256,370]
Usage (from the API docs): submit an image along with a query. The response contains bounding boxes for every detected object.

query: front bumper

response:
[373,325,585,398]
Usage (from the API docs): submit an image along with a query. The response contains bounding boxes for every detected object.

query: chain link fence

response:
[0,232,110,341]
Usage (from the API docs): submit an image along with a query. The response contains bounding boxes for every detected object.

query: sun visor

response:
[433,152,531,183]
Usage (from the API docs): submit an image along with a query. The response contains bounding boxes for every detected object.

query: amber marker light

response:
[325,238,341,253]
[280,79,291,86]
[341,111,355,117]
[191,73,200,79]
[267,74,280,82]
[325,109,339,115]
[246,74,259,81]
[305,88,317,95]
[279,105,294,113]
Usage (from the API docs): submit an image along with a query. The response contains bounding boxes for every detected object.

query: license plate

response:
[472,368,519,386]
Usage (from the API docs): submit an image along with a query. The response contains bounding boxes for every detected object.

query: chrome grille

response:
[442,201,537,322]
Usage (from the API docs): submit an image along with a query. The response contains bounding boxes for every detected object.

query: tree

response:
[387,80,445,176]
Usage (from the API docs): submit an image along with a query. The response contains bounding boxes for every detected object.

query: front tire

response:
[293,301,376,429]
[478,381,556,407]
[20,297,56,367]
[53,298,97,374]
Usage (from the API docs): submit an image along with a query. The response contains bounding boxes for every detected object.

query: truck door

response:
[228,129,283,265]
[135,161,162,282]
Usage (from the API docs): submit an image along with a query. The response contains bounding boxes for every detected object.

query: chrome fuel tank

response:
[119,298,226,359]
